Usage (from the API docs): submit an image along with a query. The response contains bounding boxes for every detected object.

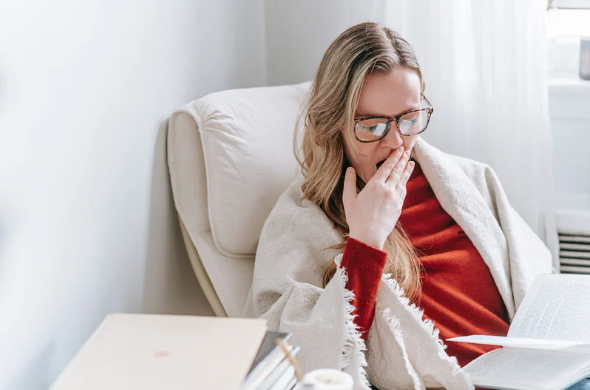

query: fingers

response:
[372,147,405,183]
[342,166,357,211]
[395,160,415,195]
[386,150,412,187]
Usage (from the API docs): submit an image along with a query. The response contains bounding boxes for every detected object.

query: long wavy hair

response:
[295,22,424,302]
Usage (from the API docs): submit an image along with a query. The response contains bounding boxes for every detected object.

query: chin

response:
[359,168,377,183]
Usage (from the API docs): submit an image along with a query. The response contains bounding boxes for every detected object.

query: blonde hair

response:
[295,22,424,302]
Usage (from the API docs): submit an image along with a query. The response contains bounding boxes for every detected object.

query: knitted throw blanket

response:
[242,138,553,390]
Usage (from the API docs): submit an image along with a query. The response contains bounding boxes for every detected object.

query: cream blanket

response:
[243,138,554,390]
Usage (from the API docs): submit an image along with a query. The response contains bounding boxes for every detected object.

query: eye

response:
[362,122,387,136]
[357,119,388,135]
[354,118,390,142]
[398,111,427,135]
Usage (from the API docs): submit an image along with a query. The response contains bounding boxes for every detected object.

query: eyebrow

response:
[355,105,421,118]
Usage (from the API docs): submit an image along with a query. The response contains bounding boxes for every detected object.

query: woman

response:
[243,22,556,389]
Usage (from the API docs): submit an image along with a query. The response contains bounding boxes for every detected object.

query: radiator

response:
[557,210,590,275]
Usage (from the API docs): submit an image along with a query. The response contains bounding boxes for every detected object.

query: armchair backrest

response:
[167,82,310,316]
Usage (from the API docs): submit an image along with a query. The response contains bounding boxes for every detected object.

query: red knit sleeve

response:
[340,237,388,339]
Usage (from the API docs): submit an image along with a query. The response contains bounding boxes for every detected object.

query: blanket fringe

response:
[335,255,372,389]
[381,273,463,376]
[380,307,424,390]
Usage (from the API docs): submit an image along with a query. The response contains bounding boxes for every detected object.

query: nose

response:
[380,124,403,149]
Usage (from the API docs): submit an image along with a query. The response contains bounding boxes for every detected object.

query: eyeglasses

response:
[353,98,434,143]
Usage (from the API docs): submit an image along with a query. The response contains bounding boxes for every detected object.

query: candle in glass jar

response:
[300,369,354,390]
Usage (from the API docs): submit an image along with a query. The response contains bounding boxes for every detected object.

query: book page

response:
[448,335,590,352]
[463,348,590,390]
[508,274,590,341]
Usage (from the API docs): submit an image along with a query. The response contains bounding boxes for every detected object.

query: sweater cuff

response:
[340,237,388,271]
[340,237,388,339]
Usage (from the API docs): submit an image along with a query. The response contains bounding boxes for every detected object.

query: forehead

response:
[356,68,421,117]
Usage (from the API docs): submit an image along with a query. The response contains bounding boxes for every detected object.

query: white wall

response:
[265,0,384,85]
[0,1,265,389]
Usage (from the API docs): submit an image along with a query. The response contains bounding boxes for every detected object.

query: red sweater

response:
[340,162,510,368]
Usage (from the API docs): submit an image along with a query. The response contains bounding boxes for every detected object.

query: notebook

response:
[240,331,294,390]
[247,332,291,371]
[257,346,300,390]
[50,313,267,390]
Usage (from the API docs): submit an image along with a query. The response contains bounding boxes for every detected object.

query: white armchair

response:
[167,82,310,316]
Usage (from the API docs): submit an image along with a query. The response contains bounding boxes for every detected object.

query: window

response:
[547,2,590,78]
[547,8,590,37]
[549,0,590,9]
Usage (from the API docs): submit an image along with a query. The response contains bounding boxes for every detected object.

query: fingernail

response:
[347,167,354,174]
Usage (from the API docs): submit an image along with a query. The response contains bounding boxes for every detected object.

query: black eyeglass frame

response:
[353,98,434,143]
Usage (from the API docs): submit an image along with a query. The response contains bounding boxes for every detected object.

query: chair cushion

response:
[180,82,309,258]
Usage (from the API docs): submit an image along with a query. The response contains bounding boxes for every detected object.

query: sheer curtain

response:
[347,0,559,265]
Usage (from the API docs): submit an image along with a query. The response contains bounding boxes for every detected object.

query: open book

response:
[448,274,590,390]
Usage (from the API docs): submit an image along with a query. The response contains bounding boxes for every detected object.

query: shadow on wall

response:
[0,69,4,109]
[0,216,4,272]
[3,339,56,390]
[142,119,214,316]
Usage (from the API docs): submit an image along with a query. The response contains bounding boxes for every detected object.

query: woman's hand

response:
[343,147,415,250]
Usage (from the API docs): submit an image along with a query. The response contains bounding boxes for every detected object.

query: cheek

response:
[348,142,376,164]
[356,142,377,158]
[342,129,371,160]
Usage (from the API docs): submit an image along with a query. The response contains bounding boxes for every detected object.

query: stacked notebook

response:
[50,314,299,390]
[240,332,300,390]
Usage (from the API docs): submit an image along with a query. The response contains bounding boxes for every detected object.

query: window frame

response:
[549,0,590,10]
